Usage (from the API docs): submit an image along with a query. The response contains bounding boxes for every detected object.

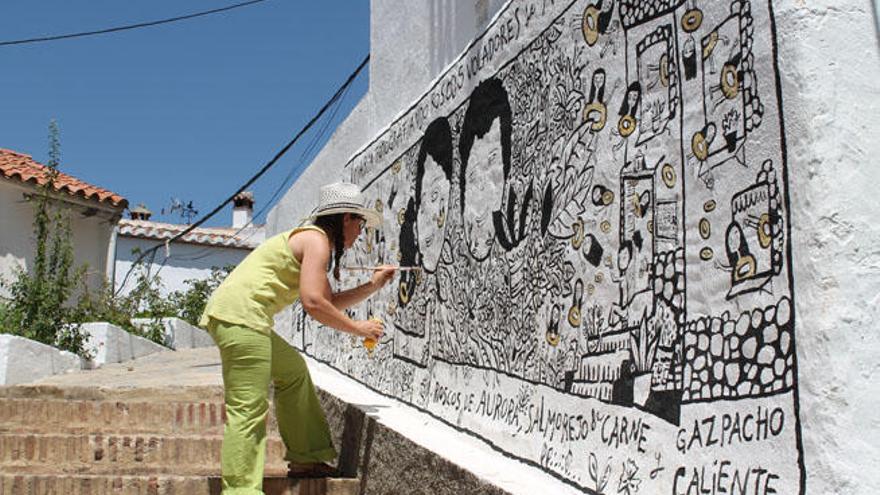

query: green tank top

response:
[198,225,326,333]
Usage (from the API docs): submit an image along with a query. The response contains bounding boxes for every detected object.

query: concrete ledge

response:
[0,335,83,386]
[131,317,214,350]
[81,322,167,369]
[307,356,580,495]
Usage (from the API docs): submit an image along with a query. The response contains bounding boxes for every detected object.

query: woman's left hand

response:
[371,265,397,289]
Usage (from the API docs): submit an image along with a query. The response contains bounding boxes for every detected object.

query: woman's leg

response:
[270,331,337,464]
[210,320,272,494]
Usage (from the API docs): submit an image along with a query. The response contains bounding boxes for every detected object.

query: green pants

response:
[207,319,337,494]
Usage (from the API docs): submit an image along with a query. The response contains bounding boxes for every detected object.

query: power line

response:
[165,68,359,264]
[0,0,268,47]
[114,53,370,295]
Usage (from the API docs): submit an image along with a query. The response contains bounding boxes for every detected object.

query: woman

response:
[199,182,395,493]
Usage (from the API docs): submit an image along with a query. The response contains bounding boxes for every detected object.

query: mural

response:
[286,0,803,492]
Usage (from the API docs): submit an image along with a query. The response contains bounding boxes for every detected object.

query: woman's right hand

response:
[352,319,384,340]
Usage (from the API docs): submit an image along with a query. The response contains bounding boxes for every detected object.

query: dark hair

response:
[414,117,454,212]
[313,213,346,280]
[458,77,513,211]
[589,68,607,103]
[398,117,454,305]
[619,81,642,117]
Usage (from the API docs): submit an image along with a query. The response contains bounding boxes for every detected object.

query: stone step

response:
[0,474,359,495]
[0,398,280,436]
[0,433,288,475]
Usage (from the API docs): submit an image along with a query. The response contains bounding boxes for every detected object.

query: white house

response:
[113,192,264,297]
[0,148,127,296]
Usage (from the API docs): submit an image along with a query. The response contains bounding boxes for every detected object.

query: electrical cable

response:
[0,0,268,47]
[114,53,370,295]
[162,66,358,264]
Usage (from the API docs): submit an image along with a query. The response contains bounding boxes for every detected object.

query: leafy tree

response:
[0,120,91,356]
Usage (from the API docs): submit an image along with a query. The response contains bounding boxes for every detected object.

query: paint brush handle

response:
[343,266,422,272]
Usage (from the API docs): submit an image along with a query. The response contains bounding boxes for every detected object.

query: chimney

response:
[129,203,152,221]
[233,191,254,229]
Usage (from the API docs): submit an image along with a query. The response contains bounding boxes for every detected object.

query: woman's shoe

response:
[287,461,339,478]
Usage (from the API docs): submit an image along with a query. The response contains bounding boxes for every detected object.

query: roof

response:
[117,218,262,250]
[0,148,127,209]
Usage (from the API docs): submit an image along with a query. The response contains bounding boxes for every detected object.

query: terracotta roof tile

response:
[118,219,262,250]
[0,148,127,209]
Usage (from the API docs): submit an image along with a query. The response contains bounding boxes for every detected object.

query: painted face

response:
[416,154,450,272]
[463,118,505,261]
[593,71,605,88]
[626,90,639,112]
[618,245,631,272]
[343,213,365,249]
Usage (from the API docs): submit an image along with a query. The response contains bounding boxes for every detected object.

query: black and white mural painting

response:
[286,0,804,492]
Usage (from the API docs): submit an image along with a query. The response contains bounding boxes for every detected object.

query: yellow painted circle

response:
[602,190,614,205]
[582,6,600,46]
[584,102,608,132]
[571,220,585,249]
[692,131,709,161]
[661,163,676,188]
[647,220,654,236]
[734,255,757,281]
[568,305,581,327]
[757,213,772,248]
[399,282,410,304]
[700,247,714,261]
[546,330,561,347]
[704,200,717,212]
[397,207,406,226]
[587,283,596,296]
[721,64,740,99]
[682,9,703,33]
[619,115,636,137]
[699,218,711,239]
[595,272,604,284]
[600,220,611,233]
[659,54,670,88]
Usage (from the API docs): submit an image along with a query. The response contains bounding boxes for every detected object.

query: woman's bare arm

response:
[293,230,382,339]
[331,267,396,310]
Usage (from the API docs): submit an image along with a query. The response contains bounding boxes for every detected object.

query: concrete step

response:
[0,474,359,495]
[0,398,280,436]
[0,432,288,476]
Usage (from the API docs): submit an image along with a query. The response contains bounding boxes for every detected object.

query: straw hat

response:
[309,182,382,228]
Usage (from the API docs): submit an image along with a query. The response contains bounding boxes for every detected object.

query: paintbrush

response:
[343,266,422,272]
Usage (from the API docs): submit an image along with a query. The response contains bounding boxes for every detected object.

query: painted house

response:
[0,148,127,296]
[113,192,264,297]
[267,1,880,493]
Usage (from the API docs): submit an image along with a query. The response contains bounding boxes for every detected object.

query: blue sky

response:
[0,0,370,227]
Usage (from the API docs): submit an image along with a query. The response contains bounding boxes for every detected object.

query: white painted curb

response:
[130,317,214,350]
[0,334,83,385]
[80,322,168,369]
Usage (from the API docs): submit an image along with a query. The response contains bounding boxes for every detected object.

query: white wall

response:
[114,236,249,297]
[0,181,117,297]
[0,183,36,294]
[267,0,507,233]
[775,1,880,492]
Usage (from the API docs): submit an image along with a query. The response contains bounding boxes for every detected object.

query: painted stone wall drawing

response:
[286,0,803,492]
